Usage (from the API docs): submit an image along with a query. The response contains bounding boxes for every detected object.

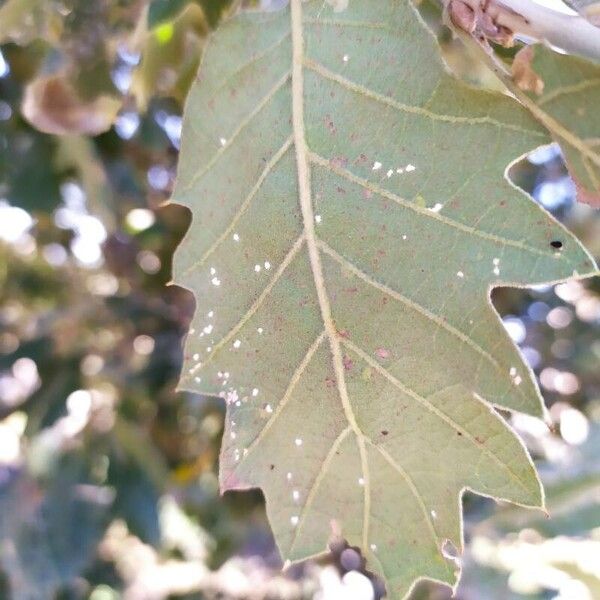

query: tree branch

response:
[452,0,600,62]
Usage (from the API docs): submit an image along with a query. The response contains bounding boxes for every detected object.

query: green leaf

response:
[527,46,600,207]
[148,0,233,29]
[0,457,111,599]
[0,0,57,45]
[131,2,208,110]
[171,1,598,597]
[148,0,193,27]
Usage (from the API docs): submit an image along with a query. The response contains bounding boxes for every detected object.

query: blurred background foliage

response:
[0,0,599,598]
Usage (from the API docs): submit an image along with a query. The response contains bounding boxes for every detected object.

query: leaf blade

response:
[172,1,597,597]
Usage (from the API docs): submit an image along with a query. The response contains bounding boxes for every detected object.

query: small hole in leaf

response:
[340,547,363,572]
[550,240,563,249]
[441,539,460,561]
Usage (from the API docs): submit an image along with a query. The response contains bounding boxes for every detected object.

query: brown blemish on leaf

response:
[448,0,476,33]
[325,114,337,135]
[512,46,544,95]
[448,0,513,46]
[331,156,349,169]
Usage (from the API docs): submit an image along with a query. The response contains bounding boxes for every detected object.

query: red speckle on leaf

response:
[325,377,336,388]
[324,115,337,135]
[331,156,348,169]
[376,348,390,359]
[343,355,354,371]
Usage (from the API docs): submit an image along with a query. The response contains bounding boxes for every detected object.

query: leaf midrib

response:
[290,0,372,550]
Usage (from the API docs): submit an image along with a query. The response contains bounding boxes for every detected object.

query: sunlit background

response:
[0,0,599,599]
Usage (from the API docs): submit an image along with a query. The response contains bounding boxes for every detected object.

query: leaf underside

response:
[528,46,600,207]
[171,1,597,597]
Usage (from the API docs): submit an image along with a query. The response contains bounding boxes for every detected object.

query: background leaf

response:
[0,455,112,600]
[526,46,600,207]
[0,0,61,46]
